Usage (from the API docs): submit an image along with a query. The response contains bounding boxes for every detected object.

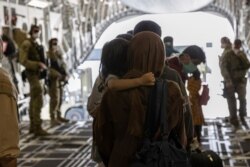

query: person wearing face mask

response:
[47,38,69,127]
[19,25,49,136]
[167,45,206,84]
[0,36,20,167]
[219,37,250,128]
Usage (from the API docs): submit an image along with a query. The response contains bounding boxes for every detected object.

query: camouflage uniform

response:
[220,48,250,126]
[19,39,48,135]
[47,50,68,124]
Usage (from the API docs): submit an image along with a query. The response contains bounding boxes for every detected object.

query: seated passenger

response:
[95,31,186,167]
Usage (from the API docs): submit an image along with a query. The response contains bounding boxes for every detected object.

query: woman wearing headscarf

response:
[95,31,186,167]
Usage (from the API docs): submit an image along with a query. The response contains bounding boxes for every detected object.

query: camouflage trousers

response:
[49,79,59,120]
[226,78,247,126]
[49,80,64,120]
[27,75,43,131]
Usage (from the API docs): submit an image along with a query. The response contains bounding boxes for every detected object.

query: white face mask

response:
[166,42,172,46]
[52,45,58,51]
[221,43,226,49]
[32,33,39,39]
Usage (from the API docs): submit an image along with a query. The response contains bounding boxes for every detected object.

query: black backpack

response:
[190,149,223,167]
[130,79,191,167]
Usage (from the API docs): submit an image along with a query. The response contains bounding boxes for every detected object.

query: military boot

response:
[34,127,50,137]
[29,126,34,134]
[29,123,35,134]
[50,119,61,127]
[57,116,69,123]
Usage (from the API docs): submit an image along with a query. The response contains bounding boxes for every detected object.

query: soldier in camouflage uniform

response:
[219,37,250,127]
[47,38,69,127]
[19,25,49,136]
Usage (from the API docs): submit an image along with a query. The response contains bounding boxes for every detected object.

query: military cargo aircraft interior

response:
[1,0,250,167]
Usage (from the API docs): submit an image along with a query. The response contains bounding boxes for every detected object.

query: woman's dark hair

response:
[100,38,129,80]
[116,33,133,41]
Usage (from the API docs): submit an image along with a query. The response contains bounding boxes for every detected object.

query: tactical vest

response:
[27,39,41,62]
[47,51,66,75]
[224,50,248,81]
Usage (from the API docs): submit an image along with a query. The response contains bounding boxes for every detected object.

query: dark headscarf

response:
[127,31,165,77]
[126,31,165,136]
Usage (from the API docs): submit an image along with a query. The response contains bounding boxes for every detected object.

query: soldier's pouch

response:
[238,54,250,70]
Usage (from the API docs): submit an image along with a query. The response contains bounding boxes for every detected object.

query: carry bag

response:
[190,149,223,167]
[199,84,210,105]
[130,80,191,167]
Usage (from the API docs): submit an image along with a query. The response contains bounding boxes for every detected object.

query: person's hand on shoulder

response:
[139,72,155,86]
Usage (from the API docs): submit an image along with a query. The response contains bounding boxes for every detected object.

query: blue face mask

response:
[183,62,197,73]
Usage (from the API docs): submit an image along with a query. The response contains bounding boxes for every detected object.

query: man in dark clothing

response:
[164,36,179,57]
[167,45,206,84]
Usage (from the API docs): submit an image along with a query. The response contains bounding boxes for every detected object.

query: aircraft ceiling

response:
[120,0,213,13]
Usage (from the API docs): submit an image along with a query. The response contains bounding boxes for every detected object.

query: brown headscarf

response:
[95,32,185,167]
[125,31,165,136]
[127,31,165,77]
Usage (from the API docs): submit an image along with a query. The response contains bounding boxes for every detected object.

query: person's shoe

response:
[29,127,34,134]
[34,128,50,137]
[57,116,69,123]
[50,119,61,127]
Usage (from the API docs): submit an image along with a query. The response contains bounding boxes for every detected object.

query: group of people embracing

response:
[87,20,207,167]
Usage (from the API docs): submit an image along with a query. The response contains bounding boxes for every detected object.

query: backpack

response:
[190,149,223,167]
[87,75,106,117]
[199,84,210,106]
[237,51,250,70]
[130,79,191,167]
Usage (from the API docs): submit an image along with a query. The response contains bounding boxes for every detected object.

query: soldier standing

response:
[219,37,250,128]
[47,38,69,126]
[19,25,49,136]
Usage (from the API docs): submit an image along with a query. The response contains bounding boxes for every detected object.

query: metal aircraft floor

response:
[18,118,250,167]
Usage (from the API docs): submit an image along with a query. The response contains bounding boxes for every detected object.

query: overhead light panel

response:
[28,0,52,8]
[68,0,79,5]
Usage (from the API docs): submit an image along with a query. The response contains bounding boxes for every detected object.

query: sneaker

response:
[57,116,69,123]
